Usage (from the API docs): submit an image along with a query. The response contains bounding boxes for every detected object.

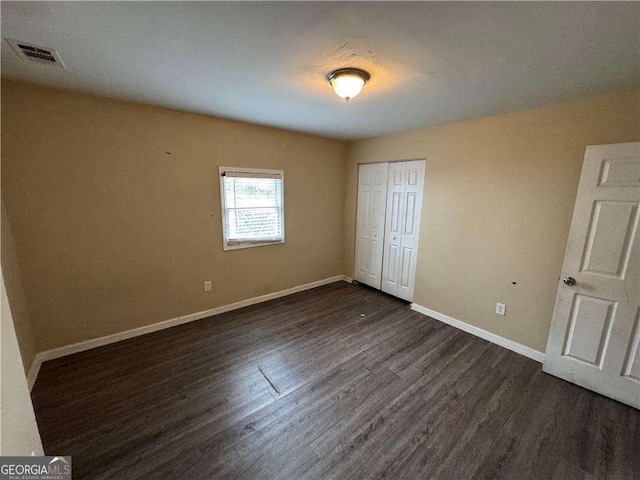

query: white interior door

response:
[381,160,425,301]
[381,162,405,297]
[354,162,389,289]
[543,142,640,409]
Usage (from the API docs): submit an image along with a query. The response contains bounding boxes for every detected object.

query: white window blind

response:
[219,167,284,250]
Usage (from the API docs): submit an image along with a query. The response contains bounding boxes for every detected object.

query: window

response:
[219,166,284,250]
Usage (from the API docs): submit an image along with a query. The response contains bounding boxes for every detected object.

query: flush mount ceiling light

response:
[327,68,371,101]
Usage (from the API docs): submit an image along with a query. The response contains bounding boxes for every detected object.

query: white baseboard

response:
[26,358,42,391]
[410,303,545,363]
[342,275,353,283]
[28,275,347,390]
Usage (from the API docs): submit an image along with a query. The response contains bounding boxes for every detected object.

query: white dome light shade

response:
[327,68,371,101]
[330,74,365,100]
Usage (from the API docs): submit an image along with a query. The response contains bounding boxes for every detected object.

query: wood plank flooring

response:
[31,282,640,479]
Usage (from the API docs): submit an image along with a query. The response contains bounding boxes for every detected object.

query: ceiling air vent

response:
[5,38,66,69]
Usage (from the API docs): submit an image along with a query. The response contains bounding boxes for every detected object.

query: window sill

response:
[223,239,285,251]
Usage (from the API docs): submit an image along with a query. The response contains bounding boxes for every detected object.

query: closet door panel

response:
[397,160,426,301]
[382,162,407,296]
[354,163,388,289]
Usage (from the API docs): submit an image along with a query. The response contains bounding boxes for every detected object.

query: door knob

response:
[563,276,576,286]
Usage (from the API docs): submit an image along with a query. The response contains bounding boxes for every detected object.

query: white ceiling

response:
[2,2,638,140]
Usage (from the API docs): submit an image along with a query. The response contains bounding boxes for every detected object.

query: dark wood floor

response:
[32,282,639,480]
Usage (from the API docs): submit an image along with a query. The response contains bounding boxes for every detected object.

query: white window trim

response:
[218,166,285,251]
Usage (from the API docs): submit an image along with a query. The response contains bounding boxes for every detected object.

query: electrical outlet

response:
[204,281,212,292]
[495,303,506,316]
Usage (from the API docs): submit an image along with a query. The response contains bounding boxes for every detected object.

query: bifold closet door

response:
[381,160,425,301]
[354,162,389,289]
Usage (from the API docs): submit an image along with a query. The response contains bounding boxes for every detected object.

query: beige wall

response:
[345,92,640,352]
[3,80,639,358]
[1,80,346,352]
[0,271,44,455]
[1,202,37,374]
